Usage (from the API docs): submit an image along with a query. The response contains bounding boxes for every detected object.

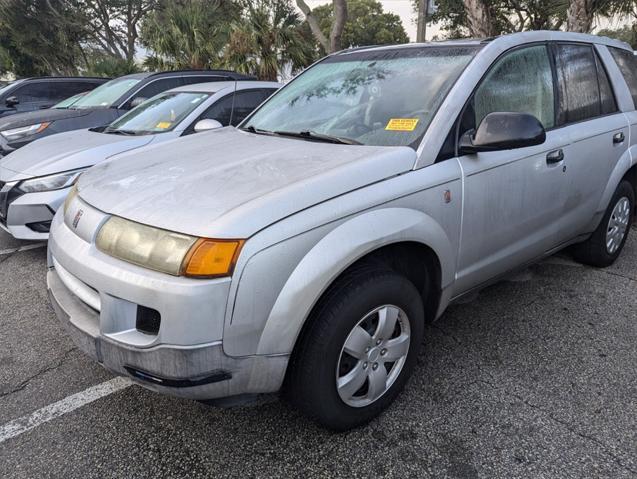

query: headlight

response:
[1,122,50,141]
[96,216,244,278]
[63,184,79,213]
[17,169,85,194]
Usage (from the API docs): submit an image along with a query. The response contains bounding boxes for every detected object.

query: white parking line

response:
[0,377,132,444]
[0,243,46,256]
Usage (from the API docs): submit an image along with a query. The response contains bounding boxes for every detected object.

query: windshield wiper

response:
[103,128,139,136]
[273,130,361,145]
[240,125,277,136]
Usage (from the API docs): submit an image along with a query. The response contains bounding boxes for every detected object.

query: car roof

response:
[166,81,282,94]
[13,76,109,82]
[335,31,633,57]
[144,69,255,81]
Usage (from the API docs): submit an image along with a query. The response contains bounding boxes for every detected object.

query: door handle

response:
[613,132,625,144]
[546,149,564,164]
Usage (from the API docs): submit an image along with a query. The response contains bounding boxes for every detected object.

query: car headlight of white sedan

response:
[17,168,85,193]
[1,122,51,142]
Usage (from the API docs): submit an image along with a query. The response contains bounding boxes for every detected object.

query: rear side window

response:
[554,44,604,124]
[182,75,225,86]
[609,47,637,109]
[467,44,555,131]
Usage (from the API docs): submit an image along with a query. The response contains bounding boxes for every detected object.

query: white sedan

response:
[0,80,280,240]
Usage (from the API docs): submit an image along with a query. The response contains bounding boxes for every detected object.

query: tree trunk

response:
[416,0,428,42]
[296,0,330,52]
[329,0,347,52]
[463,0,494,38]
[566,0,594,33]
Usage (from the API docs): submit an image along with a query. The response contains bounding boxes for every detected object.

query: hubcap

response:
[336,305,411,408]
[606,197,631,255]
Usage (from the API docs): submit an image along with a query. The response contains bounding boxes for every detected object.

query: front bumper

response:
[0,183,67,240]
[47,208,288,400]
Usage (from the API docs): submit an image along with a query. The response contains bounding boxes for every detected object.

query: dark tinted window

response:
[609,47,637,109]
[554,44,601,124]
[13,82,52,103]
[49,81,97,102]
[125,77,183,108]
[231,89,276,126]
[199,93,234,126]
[182,75,226,86]
[595,53,617,115]
[462,45,555,134]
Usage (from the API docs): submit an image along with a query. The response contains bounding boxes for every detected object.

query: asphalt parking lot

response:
[0,227,635,479]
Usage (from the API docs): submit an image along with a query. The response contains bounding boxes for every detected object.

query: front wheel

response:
[573,180,634,267]
[285,267,425,431]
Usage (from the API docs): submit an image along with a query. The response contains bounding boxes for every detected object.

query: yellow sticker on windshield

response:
[156,121,172,129]
[385,118,419,132]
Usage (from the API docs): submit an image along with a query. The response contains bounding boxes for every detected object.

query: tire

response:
[573,180,634,268]
[285,266,425,431]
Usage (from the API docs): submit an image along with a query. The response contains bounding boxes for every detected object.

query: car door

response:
[550,43,629,241]
[454,43,570,293]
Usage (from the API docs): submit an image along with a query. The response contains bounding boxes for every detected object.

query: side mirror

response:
[459,112,546,155]
[129,97,147,108]
[194,119,222,133]
[5,96,19,108]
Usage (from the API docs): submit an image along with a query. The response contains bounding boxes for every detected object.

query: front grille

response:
[0,181,23,221]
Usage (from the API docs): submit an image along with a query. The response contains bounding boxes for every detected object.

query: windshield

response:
[54,92,86,109]
[244,46,479,148]
[71,77,141,109]
[106,91,210,134]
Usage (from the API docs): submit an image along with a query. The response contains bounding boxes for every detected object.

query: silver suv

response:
[47,32,637,430]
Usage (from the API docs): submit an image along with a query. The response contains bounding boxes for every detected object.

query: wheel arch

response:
[255,207,455,356]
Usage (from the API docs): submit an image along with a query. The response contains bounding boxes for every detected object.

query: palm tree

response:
[140,0,239,70]
[224,0,313,81]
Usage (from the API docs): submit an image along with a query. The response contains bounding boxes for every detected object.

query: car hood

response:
[0,108,93,131]
[78,128,416,238]
[0,129,153,178]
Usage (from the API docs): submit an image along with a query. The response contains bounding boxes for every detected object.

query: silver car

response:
[0,81,280,239]
[48,32,636,430]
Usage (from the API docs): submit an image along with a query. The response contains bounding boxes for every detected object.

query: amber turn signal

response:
[182,239,244,278]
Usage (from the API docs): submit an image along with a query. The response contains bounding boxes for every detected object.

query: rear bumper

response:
[47,267,289,400]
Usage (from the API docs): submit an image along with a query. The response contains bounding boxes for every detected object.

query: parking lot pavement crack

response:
[0,347,77,399]
[597,270,637,283]
[474,379,636,475]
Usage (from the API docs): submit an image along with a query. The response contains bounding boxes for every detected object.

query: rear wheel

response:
[573,180,634,267]
[285,267,425,431]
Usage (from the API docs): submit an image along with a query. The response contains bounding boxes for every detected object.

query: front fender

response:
[255,207,455,355]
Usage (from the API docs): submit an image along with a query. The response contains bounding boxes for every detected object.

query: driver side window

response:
[463,45,555,135]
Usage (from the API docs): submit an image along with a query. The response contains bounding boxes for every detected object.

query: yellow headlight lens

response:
[95,216,243,278]
[183,238,244,278]
[63,184,79,214]
[96,217,197,276]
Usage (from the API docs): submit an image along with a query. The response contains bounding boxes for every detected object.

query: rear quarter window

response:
[609,47,637,109]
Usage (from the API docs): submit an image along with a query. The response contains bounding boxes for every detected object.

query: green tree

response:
[0,0,87,76]
[304,0,409,55]
[224,0,312,80]
[140,0,239,69]
[597,26,637,48]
